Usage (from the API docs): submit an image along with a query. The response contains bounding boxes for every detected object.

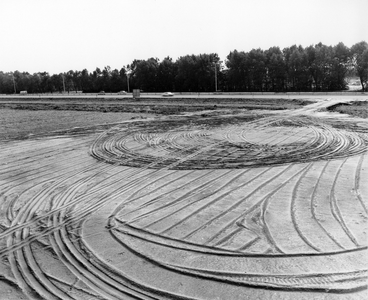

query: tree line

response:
[1,41,367,94]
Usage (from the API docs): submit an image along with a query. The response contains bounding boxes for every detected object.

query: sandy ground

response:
[0,96,367,299]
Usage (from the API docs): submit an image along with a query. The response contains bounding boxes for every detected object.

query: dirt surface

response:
[0,97,367,299]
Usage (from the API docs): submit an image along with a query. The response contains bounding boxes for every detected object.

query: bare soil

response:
[0,97,367,300]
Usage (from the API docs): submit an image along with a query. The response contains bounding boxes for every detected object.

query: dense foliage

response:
[1,42,367,94]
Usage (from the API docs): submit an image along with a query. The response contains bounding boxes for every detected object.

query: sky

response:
[0,0,367,75]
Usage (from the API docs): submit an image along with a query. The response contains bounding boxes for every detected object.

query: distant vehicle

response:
[117,91,127,95]
[98,91,105,95]
[20,91,28,95]
[162,92,174,97]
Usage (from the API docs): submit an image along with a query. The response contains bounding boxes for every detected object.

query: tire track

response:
[330,158,360,247]
[354,153,368,214]
[203,164,312,248]
[123,169,242,226]
[90,115,368,170]
[5,168,105,299]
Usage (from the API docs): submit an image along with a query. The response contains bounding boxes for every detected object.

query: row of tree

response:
[1,41,367,94]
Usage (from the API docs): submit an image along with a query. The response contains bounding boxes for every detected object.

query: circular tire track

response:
[89,116,368,170]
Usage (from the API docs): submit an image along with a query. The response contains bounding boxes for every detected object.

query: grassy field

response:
[328,101,368,118]
[0,109,152,141]
[0,97,315,141]
[0,97,314,115]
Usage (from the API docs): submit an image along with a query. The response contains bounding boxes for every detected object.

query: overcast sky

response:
[0,0,366,74]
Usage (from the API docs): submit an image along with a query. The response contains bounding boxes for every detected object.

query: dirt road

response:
[0,97,367,299]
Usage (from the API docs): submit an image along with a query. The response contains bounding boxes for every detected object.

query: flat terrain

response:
[0,109,153,141]
[327,101,368,119]
[0,96,367,299]
[0,96,314,115]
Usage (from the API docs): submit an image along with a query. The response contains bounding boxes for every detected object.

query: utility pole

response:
[213,61,222,92]
[12,73,16,94]
[127,74,130,93]
[126,70,132,93]
[214,63,217,92]
[62,74,66,93]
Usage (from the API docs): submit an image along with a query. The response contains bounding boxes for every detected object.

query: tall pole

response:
[214,64,217,92]
[126,70,132,93]
[62,74,66,93]
[127,74,130,93]
[214,61,222,92]
[12,73,16,94]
